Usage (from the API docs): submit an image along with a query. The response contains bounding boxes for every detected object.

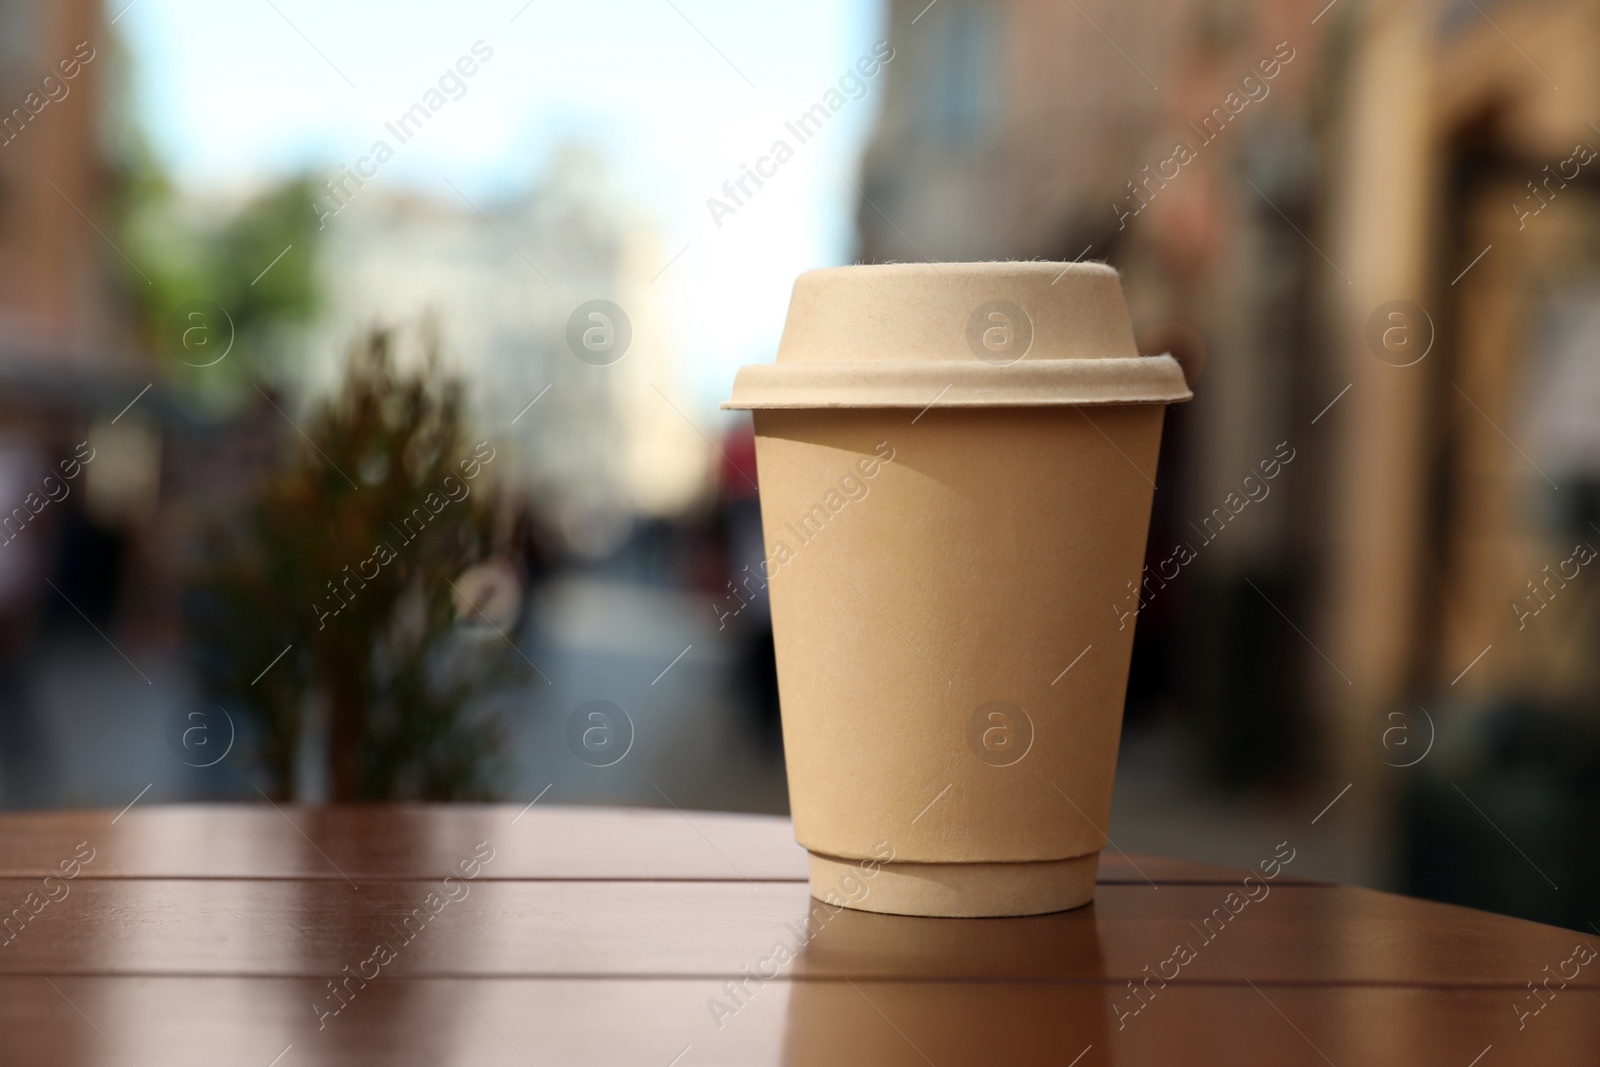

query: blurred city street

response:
[0,570,1386,896]
[0,0,1595,937]
[0,571,791,814]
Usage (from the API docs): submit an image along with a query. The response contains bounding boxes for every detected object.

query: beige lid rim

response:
[722,354,1192,410]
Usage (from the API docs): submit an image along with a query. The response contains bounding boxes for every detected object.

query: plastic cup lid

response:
[723,261,1193,410]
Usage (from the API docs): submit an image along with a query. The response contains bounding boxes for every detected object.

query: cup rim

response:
[723,353,1192,409]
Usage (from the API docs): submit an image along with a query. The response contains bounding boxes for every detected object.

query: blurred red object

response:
[719,420,759,502]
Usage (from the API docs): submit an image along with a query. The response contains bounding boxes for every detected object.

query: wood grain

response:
[0,977,1593,1066]
[0,806,1592,1065]
[0,805,1302,884]
[0,877,1590,987]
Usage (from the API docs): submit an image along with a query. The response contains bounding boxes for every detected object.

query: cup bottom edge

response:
[807,851,1099,918]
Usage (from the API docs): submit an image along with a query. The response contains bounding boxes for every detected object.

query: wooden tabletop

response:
[0,805,1594,1065]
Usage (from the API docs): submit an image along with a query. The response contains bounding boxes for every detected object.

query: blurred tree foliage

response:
[190,331,521,801]
[113,135,324,406]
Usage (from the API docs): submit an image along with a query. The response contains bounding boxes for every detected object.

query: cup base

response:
[807,851,1099,918]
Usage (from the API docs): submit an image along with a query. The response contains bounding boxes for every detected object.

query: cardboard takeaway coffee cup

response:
[723,262,1192,917]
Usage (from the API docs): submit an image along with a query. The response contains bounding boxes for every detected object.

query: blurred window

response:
[917,1,997,144]
[1525,282,1600,535]
[0,0,37,89]
[1439,0,1492,38]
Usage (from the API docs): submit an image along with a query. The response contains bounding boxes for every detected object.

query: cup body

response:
[752,404,1164,915]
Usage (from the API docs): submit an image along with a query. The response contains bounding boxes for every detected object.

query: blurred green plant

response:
[113,134,324,404]
[191,329,523,801]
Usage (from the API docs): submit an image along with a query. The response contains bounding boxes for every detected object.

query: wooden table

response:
[0,805,1594,1065]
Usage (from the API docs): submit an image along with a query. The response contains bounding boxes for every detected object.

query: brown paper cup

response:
[724,263,1191,917]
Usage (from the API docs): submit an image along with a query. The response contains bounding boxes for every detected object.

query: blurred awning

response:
[0,347,196,429]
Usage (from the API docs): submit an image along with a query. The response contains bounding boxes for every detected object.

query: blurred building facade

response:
[0,0,156,639]
[0,0,176,808]
[311,148,713,560]
[858,0,1600,926]
[1330,0,1600,723]
[0,0,121,357]
[860,0,1333,785]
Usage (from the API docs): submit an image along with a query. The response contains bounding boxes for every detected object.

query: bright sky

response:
[112,0,886,410]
